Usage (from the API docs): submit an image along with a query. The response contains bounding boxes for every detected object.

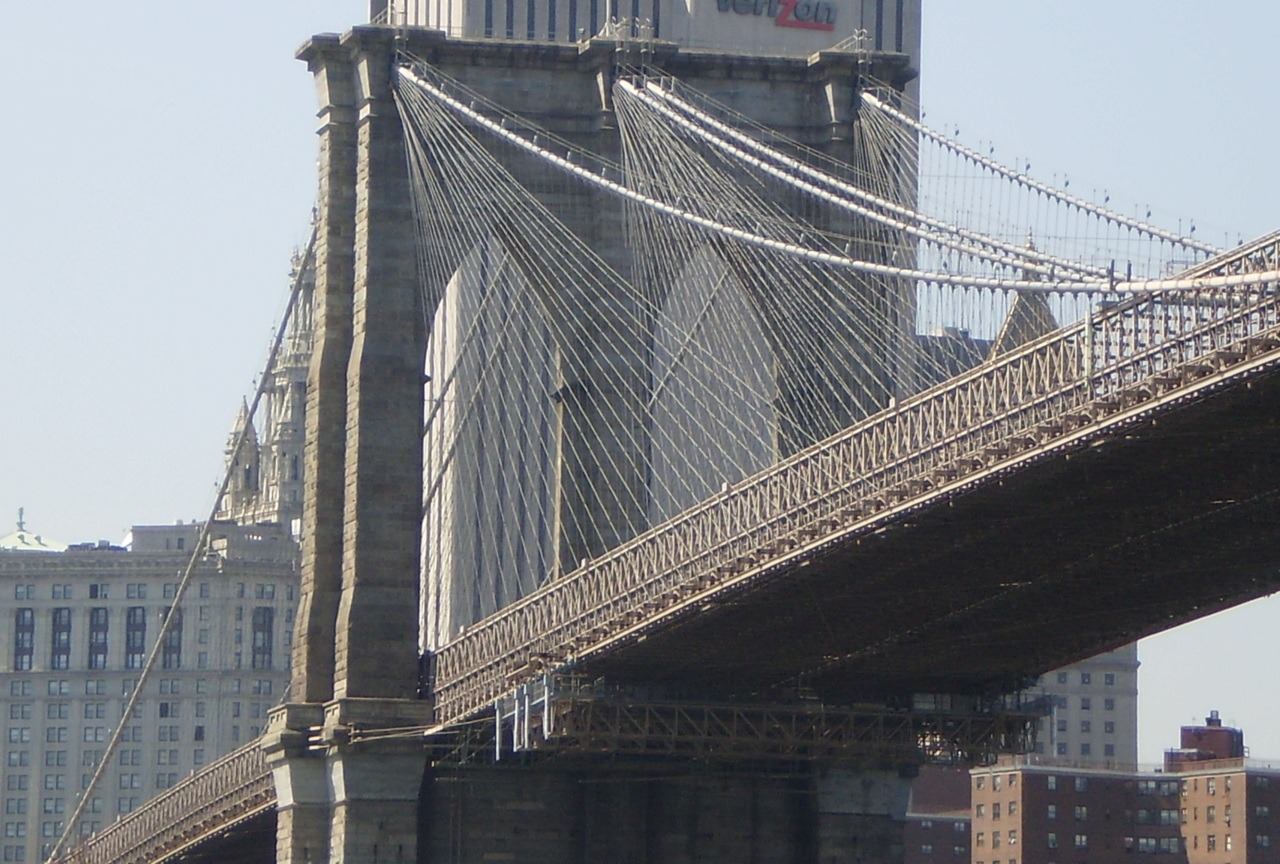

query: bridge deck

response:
[433,232,1280,722]
[588,365,1280,698]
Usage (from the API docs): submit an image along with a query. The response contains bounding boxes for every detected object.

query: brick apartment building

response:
[969,713,1280,864]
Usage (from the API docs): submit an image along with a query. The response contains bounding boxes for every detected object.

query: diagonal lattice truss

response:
[393,56,1280,680]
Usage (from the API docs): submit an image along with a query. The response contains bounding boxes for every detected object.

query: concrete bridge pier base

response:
[264,704,332,864]
[266,700,435,864]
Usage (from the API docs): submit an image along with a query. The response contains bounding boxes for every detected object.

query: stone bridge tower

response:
[264,14,920,862]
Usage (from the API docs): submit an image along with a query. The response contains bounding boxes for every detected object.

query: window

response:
[1207,835,1217,852]
[1259,776,1271,788]
[158,702,180,719]
[12,609,34,671]
[88,607,109,669]
[1104,721,1115,734]
[1080,697,1091,711]
[1258,835,1271,847]
[1007,830,1017,846]
[1075,805,1087,821]
[5,753,26,769]
[1137,837,1156,853]
[1008,801,1017,816]
[1057,672,1068,683]
[921,844,933,855]
[1046,775,1057,791]
[251,607,274,669]
[161,607,182,669]
[1047,833,1057,849]
[51,585,71,600]
[1080,743,1092,757]
[1207,778,1217,796]
[993,803,1001,820]
[1047,805,1056,820]
[1258,806,1271,818]
[1056,743,1067,756]
[993,776,1002,792]
[125,607,146,669]
[1074,834,1088,850]
[976,833,985,848]
[1225,834,1233,851]
[1075,777,1089,793]
[1104,673,1115,686]
[14,584,33,600]
[1080,672,1091,685]
[44,752,66,768]
[88,583,108,599]
[2,777,25,792]
[162,583,178,599]
[1225,777,1232,792]
[1105,698,1115,711]
[992,831,1001,849]
[7,705,29,721]
[1159,837,1179,854]
[199,583,210,599]
[1056,718,1067,733]
[1080,720,1091,733]
[126,583,146,600]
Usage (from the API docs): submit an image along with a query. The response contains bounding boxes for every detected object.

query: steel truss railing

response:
[536,699,1042,764]
[493,675,1048,764]
[56,744,272,864]
[433,231,1280,724]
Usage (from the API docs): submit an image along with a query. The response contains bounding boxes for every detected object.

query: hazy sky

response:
[2,2,1276,763]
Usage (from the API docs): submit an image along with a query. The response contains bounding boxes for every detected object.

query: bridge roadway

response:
[433,230,1280,721]
[60,234,1280,864]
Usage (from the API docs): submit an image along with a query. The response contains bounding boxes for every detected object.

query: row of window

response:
[975,830,1017,848]
[9,676,273,698]
[1055,719,1118,734]
[1044,741,1117,758]
[1044,695,1120,712]
[12,607,278,672]
[1054,670,1120,686]
[11,583,290,602]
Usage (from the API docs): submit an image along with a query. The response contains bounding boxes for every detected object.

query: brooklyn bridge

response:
[52,10,1280,864]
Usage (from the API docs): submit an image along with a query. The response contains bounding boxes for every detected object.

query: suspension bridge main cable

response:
[397,65,1279,296]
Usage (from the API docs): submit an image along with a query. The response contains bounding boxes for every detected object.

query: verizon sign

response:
[716,0,836,31]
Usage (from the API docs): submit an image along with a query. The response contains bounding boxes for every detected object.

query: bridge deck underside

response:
[579,371,1280,700]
